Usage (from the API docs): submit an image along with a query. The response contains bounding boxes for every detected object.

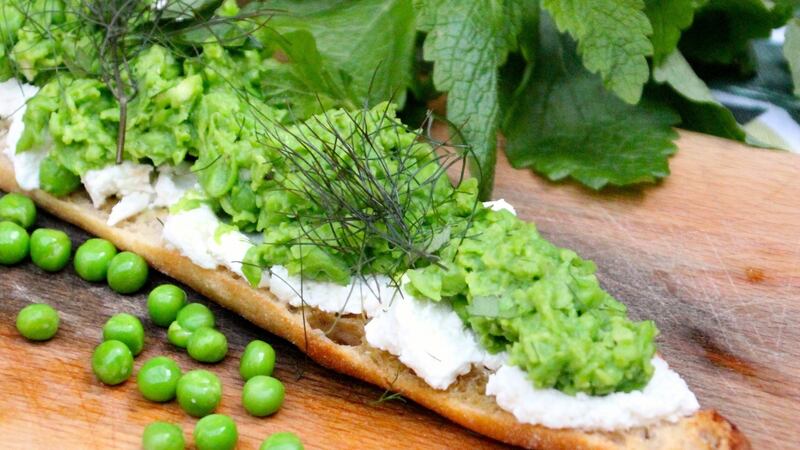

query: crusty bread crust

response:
[0,138,749,449]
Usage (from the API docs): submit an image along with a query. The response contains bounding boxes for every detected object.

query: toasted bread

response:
[0,131,749,449]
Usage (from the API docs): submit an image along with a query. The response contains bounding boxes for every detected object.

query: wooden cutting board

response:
[1,130,799,449]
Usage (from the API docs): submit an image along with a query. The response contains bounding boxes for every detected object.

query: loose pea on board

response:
[242,375,285,417]
[0,193,36,229]
[176,303,215,331]
[74,238,117,282]
[240,340,276,380]
[187,327,228,363]
[260,432,304,450]
[102,313,145,356]
[147,284,187,327]
[193,414,238,450]
[29,228,71,272]
[91,340,134,385]
[167,321,192,349]
[107,251,149,294]
[137,356,182,402]
[176,370,222,417]
[141,421,185,450]
[0,221,30,265]
[16,303,59,341]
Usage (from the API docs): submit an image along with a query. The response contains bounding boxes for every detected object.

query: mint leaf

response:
[541,0,653,104]
[266,0,416,107]
[784,18,800,97]
[503,16,679,190]
[418,0,527,198]
[652,50,745,140]
[681,0,794,66]
[645,0,696,64]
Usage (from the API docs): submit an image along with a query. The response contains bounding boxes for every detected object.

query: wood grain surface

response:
[1,130,799,449]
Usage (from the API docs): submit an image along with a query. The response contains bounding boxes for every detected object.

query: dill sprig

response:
[261,101,476,278]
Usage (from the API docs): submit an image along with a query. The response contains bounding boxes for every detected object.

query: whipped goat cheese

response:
[269,265,398,317]
[364,293,500,390]
[82,162,154,225]
[1,79,44,190]
[83,162,197,225]
[486,357,699,431]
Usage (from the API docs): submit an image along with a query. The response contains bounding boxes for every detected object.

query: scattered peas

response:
[0,221,29,265]
[167,321,192,349]
[187,327,228,363]
[16,303,59,341]
[102,313,145,355]
[106,251,148,294]
[142,421,185,450]
[193,414,238,450]
[242,375,285,417]
[240,340,276,380]
[39,157,81,197]
[74,238,117,282]
[176,370,222,417]
[0,193,36,228]
[147,284,187,327]
[176,303,215,332]
[91,340,134,385]
[260,432,304,450]
[137,356,182,402]
[30,228,71,272]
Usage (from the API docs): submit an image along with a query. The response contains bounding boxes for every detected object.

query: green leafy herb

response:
[503,16,679,189]
[644,0,697,65]
[680,0,795,67]
[652,50,745,141]
[265,0,416,107]
[784,18,800,97]
[417,0,529,198]
[542,0,653,104]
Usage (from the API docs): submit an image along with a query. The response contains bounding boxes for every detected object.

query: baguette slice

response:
[0,147,749,449]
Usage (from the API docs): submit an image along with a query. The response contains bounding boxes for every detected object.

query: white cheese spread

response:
[486,357,699,431]
[0,79,43,190]
[82,162,154,225]
[364,293,500,389]
[269,265,398,317]
[483,199,517,215]
[153,163,198,208]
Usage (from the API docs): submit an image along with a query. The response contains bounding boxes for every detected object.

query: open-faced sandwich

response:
[0,1,748,448]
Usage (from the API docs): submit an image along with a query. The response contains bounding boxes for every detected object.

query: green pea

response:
[242,375,285,417]
[39,157,80,197]
[176,303,214,332]
[102,313,145,355]
[91,340,134,385]
[193,414,238,450]
[16,303,59,341]
[74,238,117,282]
[187,327,228,363]
[142,421,185,450]
[240,340,276,380]
[176,370,221,417]
[147,284,187,327]
[167,321,192,349]
[0,193,36,228]
[0,221,29,265]
[30,228,71,272]
[260,432,304,450]
[137,356,182,402]
[106,251,148,294]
